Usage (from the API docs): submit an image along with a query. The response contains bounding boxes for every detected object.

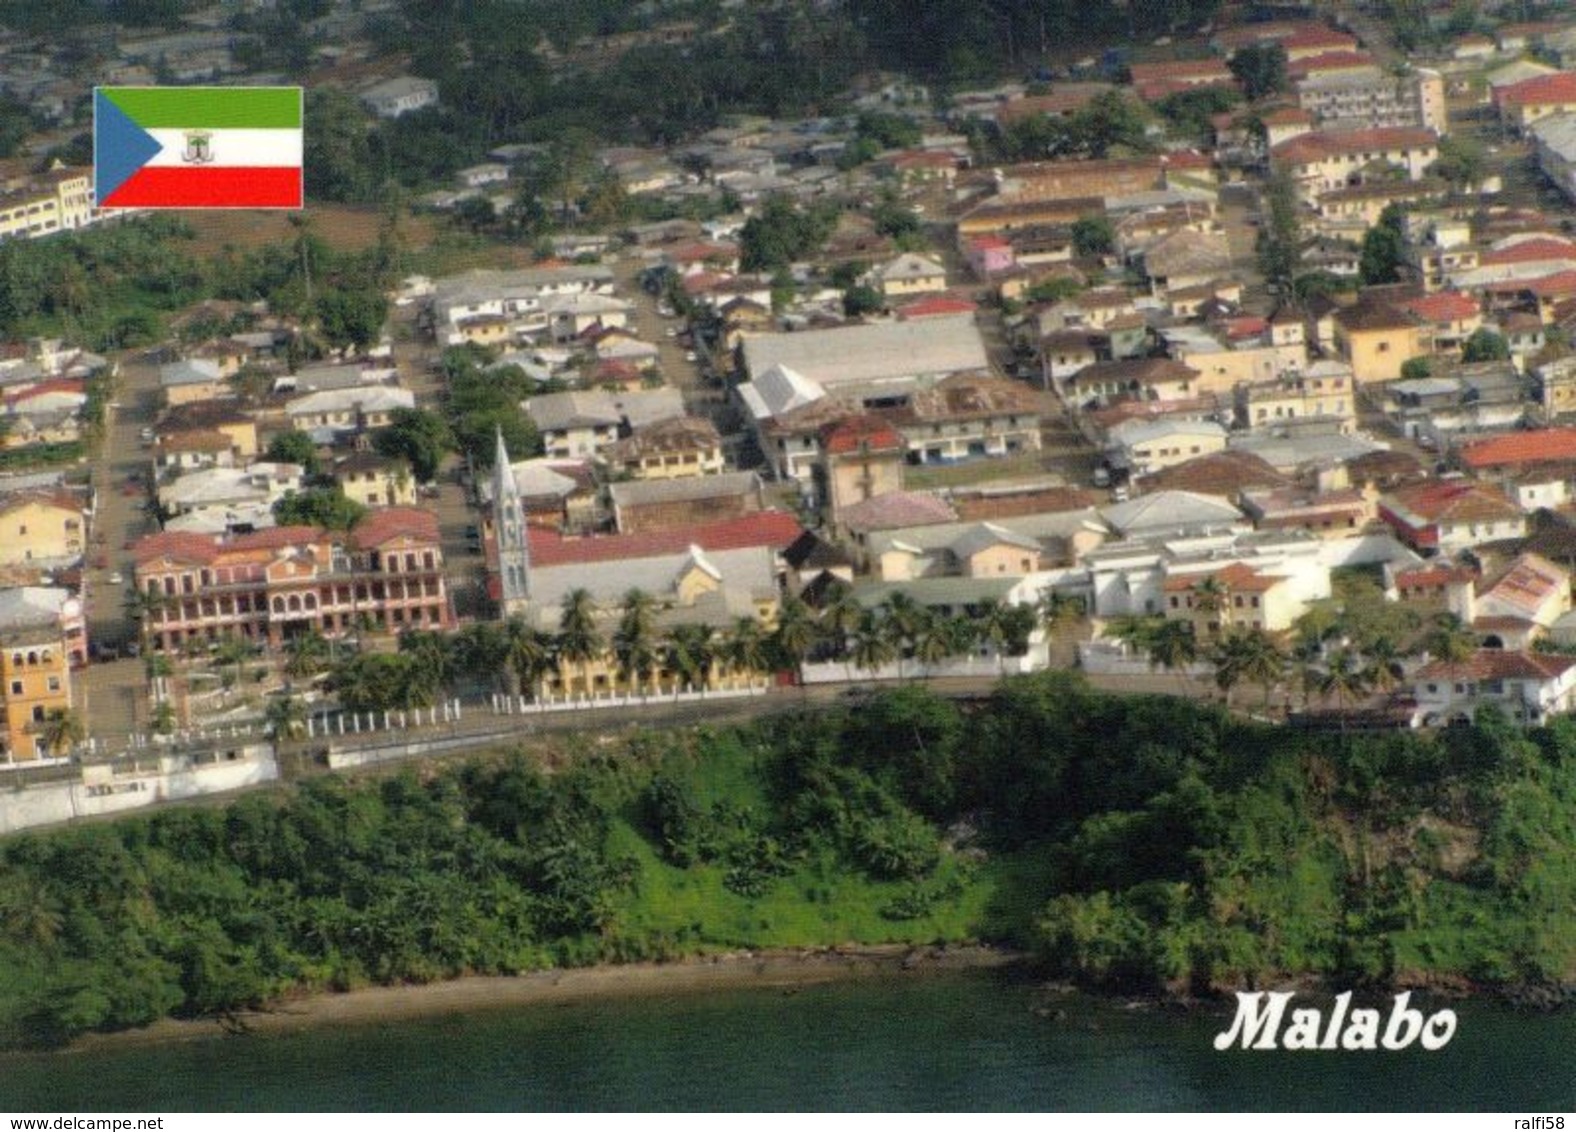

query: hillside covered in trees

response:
[1,674,1573,1049]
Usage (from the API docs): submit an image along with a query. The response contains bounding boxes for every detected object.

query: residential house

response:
[159,359,229,406]
[1240,486,1375,539]
[0,589,77,760]
[1379,481,1528,556]
[1161,562,1303,635]
[1411,650,1576,727]
[1235,362,1357,433]
[0,490,84,567]
[1333,300,1429,383]
[360,75,439,118]
[157,462,305,532]
[1108,419,1229,477]
[285,386,415,439]
[334,452,415,508]
[1063,357,1201,404]
[1271,126,1441,204]
[603,415,726,480]
[1135,229,1233,294]
[1397,291,1482,353]
[964,235,1016,279]
[815,415,907,524]
[1537,356,1576,418]
[608,471,765,536]
[870,253,948,297]
[886,374,1044,465]
[525,388,685,461]
[1495,72,1576,133]
[1470,552,1572,648]
[1162,324,1307,397]
[133,507,454,652]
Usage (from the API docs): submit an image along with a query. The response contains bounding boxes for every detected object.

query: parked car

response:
[107,572,123,585]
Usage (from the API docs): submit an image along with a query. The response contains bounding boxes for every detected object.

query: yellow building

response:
[1162,563,1302,636]
[1333,301,1429,383]
[335,452,416,507]
[0,167,95,242]
[0,617,73,762]
[1235,363,1357,432]
[604,416,726,480]
[0,491,86,567]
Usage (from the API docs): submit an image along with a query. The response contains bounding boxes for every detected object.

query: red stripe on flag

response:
[102,166,302,208]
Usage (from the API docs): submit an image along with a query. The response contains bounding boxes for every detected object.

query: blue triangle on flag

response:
[94,90,163,205]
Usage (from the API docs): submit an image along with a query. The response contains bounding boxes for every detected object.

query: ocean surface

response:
[1,971,1572,1112]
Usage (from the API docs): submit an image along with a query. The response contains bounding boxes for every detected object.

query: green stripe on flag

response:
[102,87,301,129]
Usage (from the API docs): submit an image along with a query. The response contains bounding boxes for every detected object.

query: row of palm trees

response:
[275,583,1071,715]
[1106,607,1483,720]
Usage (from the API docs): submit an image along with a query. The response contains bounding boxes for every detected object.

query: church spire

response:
[492,427,530,615]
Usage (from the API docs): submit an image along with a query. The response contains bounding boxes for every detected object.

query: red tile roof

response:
[1384,480,1522,524]
[1272,126,1437,166]
[1128,59,1233,83]
[1416,649,1576,682]
[1495,71,1576,107]
[3,377,85,407]
[524,510,804,568]
[1459,427,1576,470]
[1479,237,1576,266]
[896,296,979,320]
[352,506,441,549]
[1281,27,1358,51]
[820,413,904,455]
[1287,51,1380,79]
[1399,291,1480,323]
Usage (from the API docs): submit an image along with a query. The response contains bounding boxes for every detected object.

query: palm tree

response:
[1191,576,1229,634]
[911,610,955,675]
[214,635,255,689]
[1318,649,1372,733]
[613,588,660,693]
[452,621,509,693]
[37,708,83,758]
[555,588,602,696]
[770,593,819,690]
[504,617,554,700]
[1236,628,1287,713]
[1039,590,1087,634]
[1106,613,1161,659]
[1423,613,1476,664]
[1210,630,1253,708]
[1363,635,1405,697]
[850,611,897,682]
[879,593,925,680]
[820,585,863,663]
[265,695,307,741]
[397,629,453,696]
[724,617,770,684]
[974,599,1014,675]
[284,630,331,680]
[1147,618,1199,693]
[663,623,716,691]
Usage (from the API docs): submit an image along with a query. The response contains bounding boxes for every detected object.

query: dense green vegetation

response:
[0,214,398,355]
[2,674,1574,1050]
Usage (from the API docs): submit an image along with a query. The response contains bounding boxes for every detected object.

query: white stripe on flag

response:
[143,128,302,168]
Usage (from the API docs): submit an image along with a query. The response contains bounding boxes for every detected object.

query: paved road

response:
[79,352,166,737]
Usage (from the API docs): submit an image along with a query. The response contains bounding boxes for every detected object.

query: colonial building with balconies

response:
[130,508,453,652]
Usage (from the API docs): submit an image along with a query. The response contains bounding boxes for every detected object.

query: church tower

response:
[492,428,531,617]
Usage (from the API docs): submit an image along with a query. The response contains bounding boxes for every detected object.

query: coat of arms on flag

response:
[94,86,303,209]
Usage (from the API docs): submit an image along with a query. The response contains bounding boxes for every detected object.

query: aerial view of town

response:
[0,0,1573,1115]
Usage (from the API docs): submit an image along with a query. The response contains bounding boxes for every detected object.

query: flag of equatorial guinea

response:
[94,86,303,209]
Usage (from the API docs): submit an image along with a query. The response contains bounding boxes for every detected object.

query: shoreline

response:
[60,944,1027,1055]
